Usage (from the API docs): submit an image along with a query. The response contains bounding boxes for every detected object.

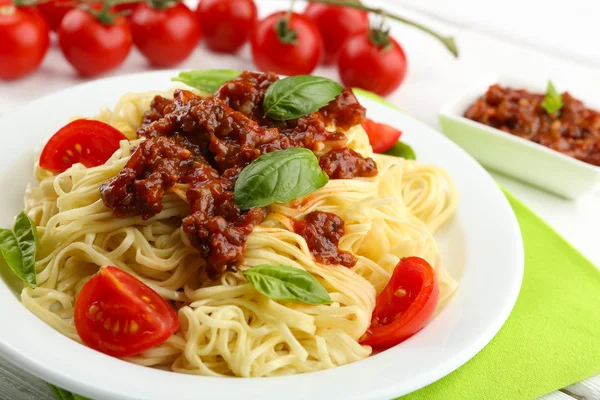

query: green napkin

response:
[400,190,600,400]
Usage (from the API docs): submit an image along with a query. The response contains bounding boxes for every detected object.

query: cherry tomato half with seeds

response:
[338,30,407,97]
[251,12,323,76]
[74,266,179,358]
[131,2,201,67]
[362,118,402,153]
[360,257,439,347]
[304,0,368,65]
[58,8,132,77]
[0,4,49,80]
[39,119,127,173]
[195,0,256,53]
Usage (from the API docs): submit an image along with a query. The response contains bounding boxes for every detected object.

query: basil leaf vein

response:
[384,141,416,160]
[263,75,343,121]
[0,211,37,288]
[244,264,332,305]
[234,148,329,210]
[541,80,563,114]
[172,69,242,93]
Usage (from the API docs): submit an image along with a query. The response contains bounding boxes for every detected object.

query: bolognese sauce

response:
[464,84,600,166]
[101,71,377,277]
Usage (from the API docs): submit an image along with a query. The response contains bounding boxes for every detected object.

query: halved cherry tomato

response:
[74,266,179,358]
[360,257,439,347]
[362,118,402,153]
[39,119,127,173]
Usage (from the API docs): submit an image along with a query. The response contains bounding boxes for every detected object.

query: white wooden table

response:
[0,0,599,398]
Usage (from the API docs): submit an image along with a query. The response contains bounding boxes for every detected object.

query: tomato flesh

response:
[39,119,127,173]
[74,266,179,358]
[362,118,403,153]
[360,257,439,347]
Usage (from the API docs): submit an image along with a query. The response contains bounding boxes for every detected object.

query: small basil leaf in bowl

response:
[234,148,329,210]
[384,141,416,160]
[244,264,332,305]
[0,211,37,288]
[263,75,343,121]
[172,69,242,93]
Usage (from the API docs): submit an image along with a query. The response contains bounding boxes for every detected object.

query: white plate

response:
[438,74,600,199]
[0,71,524,400]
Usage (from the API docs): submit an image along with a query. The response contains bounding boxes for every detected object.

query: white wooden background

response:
[0,0,599,399]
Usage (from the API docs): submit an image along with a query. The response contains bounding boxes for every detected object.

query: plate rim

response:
[0,70,524,400]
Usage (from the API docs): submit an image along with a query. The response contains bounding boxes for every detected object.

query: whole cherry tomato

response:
[251,11,323,76]
[304,0,368,65]
[36,0,75,31]
[58,7,132,77]
[131,2,201,67]
[74,266,179,357]
[39,119,127,173]
[360,257,439,347]
[0,4,49,80]
[338,30,408,96]
[195,0,256,53]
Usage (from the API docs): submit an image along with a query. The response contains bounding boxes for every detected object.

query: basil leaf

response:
[263,75,343,121]
[0,211,37,288]
[49,384,90,400]
[384,141,416,160]
[234,148,329,210]
[541,80,563,114]
[244,264,332,305]
[172,69,242,93]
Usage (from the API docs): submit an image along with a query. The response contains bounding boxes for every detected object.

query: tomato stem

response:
[305,0,459,57]
[276,1,298,46]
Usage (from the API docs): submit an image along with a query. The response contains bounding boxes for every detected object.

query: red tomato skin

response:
[338,34,408,97]
[74,266,179,358]
[195,0,256,53]
[304,2,368,65]
[251,12,323,76]
[36,0,75,31]
[58,9,132,77]
[362,118,403,153]
[131,3,201,67]
[39,119,127,173]
[360,257,439,347]
[0,5,49,80]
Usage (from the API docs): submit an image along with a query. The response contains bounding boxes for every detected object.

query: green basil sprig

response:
[234,148,329,210]
[384,141,416,160]
[244,264,332,305]
[263,75,343,121]
[49,384,90,400]
[172,69,242,93]
[541,80,563,114]
[0,211,37,288]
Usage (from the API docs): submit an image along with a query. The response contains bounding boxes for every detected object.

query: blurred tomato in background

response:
[251,11,323,76]
[131,2,201,67]
[304,0,368,65]
[195,0,257,53]
[0,3,49,79]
